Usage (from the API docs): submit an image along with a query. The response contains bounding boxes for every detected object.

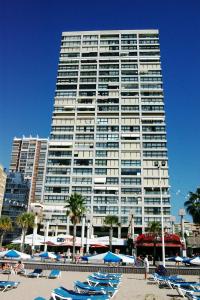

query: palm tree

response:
[16,212,35,251]
[184,188,200,224]
[147,221,161,265]
[104,215,119,251]
[65,193,86,262]
[0,216,12,246]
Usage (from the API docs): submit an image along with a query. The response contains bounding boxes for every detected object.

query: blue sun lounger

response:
[186,291,200,300]
[0,281,20,292]
[34,298,46,300]
[168,281,199,290]
[27,268,43,278]
[48,269,61,279]
[90,273,121,282]
[51,286,109,300]
[87,276,120,288]
[173,284,200,298]
[93,272,122,280]
[74,280,118,297]
[152,274,185,286]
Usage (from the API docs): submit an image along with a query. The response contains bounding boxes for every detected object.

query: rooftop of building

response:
[62,29,159,35]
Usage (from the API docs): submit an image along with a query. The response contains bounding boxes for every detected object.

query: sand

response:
[0,271,199,300]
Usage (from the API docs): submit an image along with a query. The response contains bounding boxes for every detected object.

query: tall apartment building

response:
[9,136,48,205]
[0,165,7,215]
[43,29,171,238]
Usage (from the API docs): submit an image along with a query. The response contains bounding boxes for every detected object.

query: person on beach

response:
[1,262,12,274]
[13,260,25,274]
[155,264,167,276]
[144,255,149,280]
[175,253,180,266]
[135,255,142,267]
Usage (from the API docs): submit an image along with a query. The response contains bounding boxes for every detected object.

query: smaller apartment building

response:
[2,172,30,243]
[9,136,48,206]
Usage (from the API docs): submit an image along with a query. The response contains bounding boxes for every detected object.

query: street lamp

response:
[86,219,91,254]
[179,208,186,256]
[81,215,86,250]
[170,216,176,234]
[154,160,166,267]
[128,209,134,240]
[52,219,59,237]
[43,213,51,252]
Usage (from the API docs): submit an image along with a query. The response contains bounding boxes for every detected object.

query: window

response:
[143,151,167,157]
[95,159,107,166]
[72,186,92,193]
[121,160,141,167]
[96,150,107,157]
[45,177,70,184]
[93,196,118,204]
[143,134,166,140]
[143,142,167,148]
[121,34,137,39]
[95,168,107,175]
[121,126,140,132]
[73,168,92,175]
[121,188,141,194]
[76,134,94,140]
[106,177,119,184]
[96,142,119,148]
[121,168,141,175]
[121,178,141,185]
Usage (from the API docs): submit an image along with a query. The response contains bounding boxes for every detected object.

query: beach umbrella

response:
[0,249,31,259]
[182,257,191,264]
[82,251,135,263]
[39,252,57,259]
[166,256,184,262]
[188,256,200,266]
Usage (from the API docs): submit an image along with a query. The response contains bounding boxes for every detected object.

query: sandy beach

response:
[0,270,199,300]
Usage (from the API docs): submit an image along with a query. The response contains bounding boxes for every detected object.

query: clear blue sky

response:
[0,0,200,220]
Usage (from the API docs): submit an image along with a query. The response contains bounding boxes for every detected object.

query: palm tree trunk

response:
[109,226,113,252]
[21,228,26,252]
[0,233,4,247]
[72,223,77,262]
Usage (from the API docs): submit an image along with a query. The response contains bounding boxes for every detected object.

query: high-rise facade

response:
[9,136,48,205]
[43,30,171,237]
[0,165,7,215]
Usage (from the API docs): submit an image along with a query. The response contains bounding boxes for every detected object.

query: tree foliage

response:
[184,188,200,224]
[147,221,161,234]
[104,215,119,228]
[0,216,12,246]
[16,212,35,251]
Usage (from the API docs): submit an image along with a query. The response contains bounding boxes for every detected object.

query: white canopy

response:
[12,234,44,246]
[88,236,126,246]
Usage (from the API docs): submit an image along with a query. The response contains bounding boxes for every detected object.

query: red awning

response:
[136,242,182,248]
[90,244,108,249]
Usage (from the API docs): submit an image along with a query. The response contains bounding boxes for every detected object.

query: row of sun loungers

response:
[0,268,61,293]
[150,272,200,300]
[35,271,122,300]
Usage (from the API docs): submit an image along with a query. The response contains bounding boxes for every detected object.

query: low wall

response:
[1,260,199,276]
